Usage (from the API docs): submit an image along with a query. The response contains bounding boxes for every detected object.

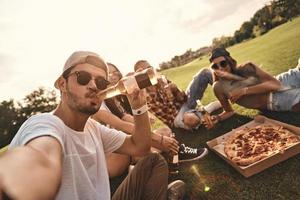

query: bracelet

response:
[132,104,148,115]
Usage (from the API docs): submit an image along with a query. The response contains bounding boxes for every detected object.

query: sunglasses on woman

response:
[65,71,110,90]
[211,60,228,70]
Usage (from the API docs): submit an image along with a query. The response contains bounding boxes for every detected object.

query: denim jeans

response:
[269,67,300,111]
[276,67,300,88]
[174,68,213,129]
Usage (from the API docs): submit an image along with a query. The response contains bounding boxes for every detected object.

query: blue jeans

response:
[174,68,213,129]
[268,67,300,111]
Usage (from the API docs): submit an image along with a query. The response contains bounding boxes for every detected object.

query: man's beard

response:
[66,87,100,115]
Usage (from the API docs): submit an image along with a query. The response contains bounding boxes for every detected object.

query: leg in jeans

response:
[185,68,213,109]
[112,153,168,200]
[174,68,213,129]
[276,67,300,88]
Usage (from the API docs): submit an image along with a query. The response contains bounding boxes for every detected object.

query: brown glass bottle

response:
[168,133,179,176]
[97,68,158,99]
[197,100,214,129]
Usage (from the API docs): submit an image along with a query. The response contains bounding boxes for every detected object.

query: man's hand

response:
[214,70,233,80]
[161,136,179,156]
[204,115,219,128]
[149,114,156,125]
[229,88,247,103]
[126,88,147,110]
[214,70,245,81]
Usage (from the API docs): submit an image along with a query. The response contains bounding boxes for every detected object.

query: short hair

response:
[134,60,148,72]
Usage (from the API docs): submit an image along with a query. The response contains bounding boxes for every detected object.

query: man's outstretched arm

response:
[0,136,62,200]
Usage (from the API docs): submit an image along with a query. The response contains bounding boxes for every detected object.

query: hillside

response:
[158,17,300,199]
[161,17,300,108]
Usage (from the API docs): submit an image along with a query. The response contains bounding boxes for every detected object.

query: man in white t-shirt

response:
[0,51,173,200]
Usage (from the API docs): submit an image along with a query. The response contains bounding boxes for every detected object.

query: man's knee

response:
[141,153,168,168]
[213,81,225,95]
[194,68,212,82]
[183,112,200,129]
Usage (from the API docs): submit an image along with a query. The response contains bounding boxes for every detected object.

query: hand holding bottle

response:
[97,67,158,100]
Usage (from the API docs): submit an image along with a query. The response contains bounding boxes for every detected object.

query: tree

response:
[0,87,58,147]
[239,21,254,39]
[19,87,58,119]
[0,100,19,147]
[274,0,300,20]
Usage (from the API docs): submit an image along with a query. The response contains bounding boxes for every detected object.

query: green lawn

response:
[110,18,300,199]
[161,17,300,199]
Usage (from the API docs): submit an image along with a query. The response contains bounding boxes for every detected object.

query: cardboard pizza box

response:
[206,118,300,178]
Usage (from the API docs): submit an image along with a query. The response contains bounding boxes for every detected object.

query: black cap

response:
[209,48,230,62]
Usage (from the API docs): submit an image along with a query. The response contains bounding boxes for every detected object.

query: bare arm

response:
[229,65,282,103]
[0,136,62,200]
[121,113,134,123]
[93,110,134,134]
[214,70,245,81]
[245,65,281,94]
[93,110,178,154]
[212,81,235,122]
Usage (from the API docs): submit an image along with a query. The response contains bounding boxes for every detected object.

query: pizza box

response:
[206,118,300,177]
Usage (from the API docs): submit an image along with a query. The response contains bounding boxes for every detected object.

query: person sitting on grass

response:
[0,51,183,200]
[133,60,222,130]
[92,63,209,178]
[209,48,300,124]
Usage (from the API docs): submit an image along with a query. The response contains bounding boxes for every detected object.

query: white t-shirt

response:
[9,113,127,200]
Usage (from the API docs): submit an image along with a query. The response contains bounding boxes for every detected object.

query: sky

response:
[0,0,270,101]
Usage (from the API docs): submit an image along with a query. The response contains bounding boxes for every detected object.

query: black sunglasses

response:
[66,71,110,90]
[211,60,228,70]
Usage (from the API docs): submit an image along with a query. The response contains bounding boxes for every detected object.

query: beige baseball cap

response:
[54,51,108,89]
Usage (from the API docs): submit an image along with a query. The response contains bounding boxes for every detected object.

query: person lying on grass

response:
[209,48,300,124]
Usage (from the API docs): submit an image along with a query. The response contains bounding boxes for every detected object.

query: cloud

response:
[178,0,270,33]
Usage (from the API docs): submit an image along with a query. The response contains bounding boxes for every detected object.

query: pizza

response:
[224,124,300,166]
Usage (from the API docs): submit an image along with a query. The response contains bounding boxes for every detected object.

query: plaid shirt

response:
[146,80,186,128]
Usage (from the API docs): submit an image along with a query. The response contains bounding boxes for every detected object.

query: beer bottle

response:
[169,133,179,176]
[196,100,214,129]
[97,68,158,99]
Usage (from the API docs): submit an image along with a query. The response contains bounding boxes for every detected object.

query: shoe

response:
[178,144,208,163]
[168,180,186,200]
[204,100,222,113]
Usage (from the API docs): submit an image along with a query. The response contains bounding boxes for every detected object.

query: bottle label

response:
[123,76,139,94]
[135,72,152,89]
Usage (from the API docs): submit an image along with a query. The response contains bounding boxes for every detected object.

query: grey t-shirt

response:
[9,113,127,200]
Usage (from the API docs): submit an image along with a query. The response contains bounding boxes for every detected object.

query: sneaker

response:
[204,100,222,114]
[168,180,186,200]
[178,144,208,163]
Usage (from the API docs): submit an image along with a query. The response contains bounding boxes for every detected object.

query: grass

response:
[160,17,300,199]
